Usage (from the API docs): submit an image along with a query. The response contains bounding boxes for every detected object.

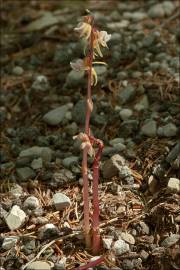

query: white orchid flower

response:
[93,30,111,57]
[73,132,95,157]
[70,58,107,86]
[74,22,92,40]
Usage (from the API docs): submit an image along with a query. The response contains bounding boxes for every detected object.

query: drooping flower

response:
[93,30,111,58]
[70,59,89,72]
[70,58,107,86]
[74,22,92,40]
[73,133,95,157]
[98,31,111,47]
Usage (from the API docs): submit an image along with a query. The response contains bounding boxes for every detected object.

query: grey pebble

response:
[53,192,71,211]
[62,156,79,168]
[23,196,40,210]
[32,75,50,92]
[38,224,60,240]
[113,239,130,255]
[26,260,54,270]
[157,123,177,137]
[161,234,180,247]
[120,109,133,121]
[65,70,84,88]
[141,120,157,137]
[12,66,24,76]
[16,167,36,181]
[19,146,52,162]
[31,157,43,170]
[117,85,136,104]
[43,105,70,126]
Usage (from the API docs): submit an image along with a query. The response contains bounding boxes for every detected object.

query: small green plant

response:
[71,13,111,254]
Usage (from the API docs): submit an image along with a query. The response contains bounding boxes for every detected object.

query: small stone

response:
[31,217,48,225]
[120,232,135,245]
[117,85,136,104]
[43,105,69,126]
[38,224,60,240]
[16,167,36,181]
[140,250,149,261]
[117,71,128,80]
[109,138,125,146]
[19,146,52,162]
[148,175,158,193]
[102,237,113,249]
[102,154,125,179]
[120,109,133,121]
[119,166,134,185]
[33,207,44,217]
[9,184,23,198]
[122,259,134,270]
[148,4,165,18]
[161,234,180,247]
[23,196,40,210]
[62,156,79,168]
[162,1,175,16]
[157,123,177,137]
[131,71,142,78]
[65,122,78,136]
[5,205,26,230]
[138,221,150,235]
[148,1,176,18]
[113,239,130,255]
[166,143,180,163]
[31,157,43,170]
[65,70,84,88]
[53,262,66,270]
[94,65,107,82]
[26,260,54,270]
[32,75,49,92]
[141,120,157,137]
[50,169,75,188]
[2,237,18,250]
[113,143,126,152]
[134,95,149,111]
[53,193,71,211]
[123,11,147,21]
[12,66,24,76]
[167,178,180,192]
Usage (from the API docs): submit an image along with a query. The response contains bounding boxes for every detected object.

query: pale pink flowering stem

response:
[90,137,104,254]
[82,16,94,249]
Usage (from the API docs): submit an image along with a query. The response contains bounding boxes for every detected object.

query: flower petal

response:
[91,68,98,86]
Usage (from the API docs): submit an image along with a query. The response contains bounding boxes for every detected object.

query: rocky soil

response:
[0,0,180,270]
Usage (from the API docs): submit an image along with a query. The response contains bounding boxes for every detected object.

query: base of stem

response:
[84,231,91,249]
[92,230,101,255]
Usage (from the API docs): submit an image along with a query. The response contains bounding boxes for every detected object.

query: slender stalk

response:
[92,139,104,254]
[82,16,94,248]
[82,148,91,248]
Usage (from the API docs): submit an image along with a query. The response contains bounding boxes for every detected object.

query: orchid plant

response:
[71,14,111,254]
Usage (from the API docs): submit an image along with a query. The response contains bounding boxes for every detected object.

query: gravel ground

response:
[0,0,180,270]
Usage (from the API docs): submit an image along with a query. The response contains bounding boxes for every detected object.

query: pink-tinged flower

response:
[93,30,111,57]
[98,31,111,47]
[74,22,92,40]
[70,59,88,72]
[70,58,107,86]
[73,133,95,157]
[70,58,98,86]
